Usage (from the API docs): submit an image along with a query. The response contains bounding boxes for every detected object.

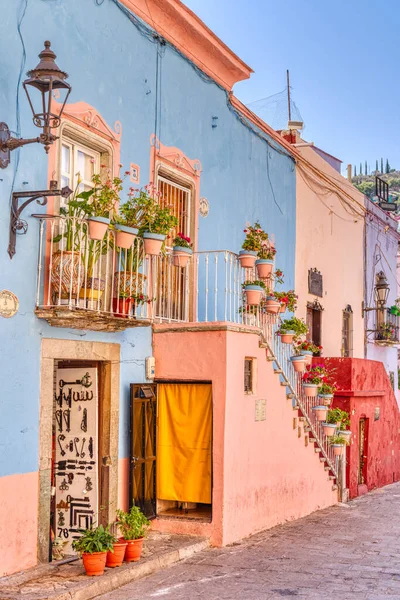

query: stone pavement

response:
[0,532,208,600]
[98,483,400,600]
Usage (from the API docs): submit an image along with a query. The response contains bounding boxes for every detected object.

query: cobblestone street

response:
[98,483,400,600]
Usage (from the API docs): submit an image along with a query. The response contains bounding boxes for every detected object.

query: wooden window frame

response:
[244,357,256,394]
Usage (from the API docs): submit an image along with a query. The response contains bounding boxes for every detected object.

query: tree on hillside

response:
[376,159,379,173]
[360,162,362,176]
[386,159,390,174]
[381,157,384,172]
[365,161,368,175]
[355,181,374,197]
[354,165,357,176]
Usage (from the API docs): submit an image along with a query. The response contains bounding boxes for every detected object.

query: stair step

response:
[293,405,299,410]
[314,448,321,454]
[259,342,268,349]
[319,457,326,463]
[274,369,283,375]
[324,466,330,471]
[309,437,316,443]
[280,381,289,387]
[266,356,276,362]
[299,417,305,422]
[286,393,294,399]
[332,485,338,491]
[329,476,336,481]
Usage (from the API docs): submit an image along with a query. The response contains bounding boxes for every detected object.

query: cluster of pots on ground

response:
[72,506,150,577]
[50,173,193,312]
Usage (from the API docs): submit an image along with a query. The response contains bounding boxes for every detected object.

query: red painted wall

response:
[324,358,400,499]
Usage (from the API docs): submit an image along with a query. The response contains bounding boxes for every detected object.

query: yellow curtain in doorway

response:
[157,383,212,504]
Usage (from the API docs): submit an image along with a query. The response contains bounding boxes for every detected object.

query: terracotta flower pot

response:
[312,405,328,422]
[244,285,264,306]
[115,225,138,250]
[106,542,128,568]
[255,259,273,278]
[300,350,313,365]
[88,217,110,241]
[339,430,352,442]
[290,356,306,373]
[322,422,336,437]
[82,551,107,576]
[143,232,165,255]
[124,537,144,562]
[173,246,192,268]
[280,331,295,344]
[112,297,133,317]
[51,250,84,301]
[279,304,287,313]
[302,383,318,397]
[318,393,333,406]
[265,297,281,314]
[332,444,345,457]
[238,251,257,269]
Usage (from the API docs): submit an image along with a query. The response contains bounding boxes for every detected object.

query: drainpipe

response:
[363,205,368,359]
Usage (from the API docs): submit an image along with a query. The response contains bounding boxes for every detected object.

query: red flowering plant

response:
[294,339,323,356]
[272,289,298,312]
[302,364,328,386]
[258,239,276,261]
[265,269,285,296]
[241,222,269,252]
[118,289,155,306]
[173,233,192,249]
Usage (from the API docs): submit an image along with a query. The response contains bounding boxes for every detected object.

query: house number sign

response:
[308,269,323,297]
[0,289,19,318]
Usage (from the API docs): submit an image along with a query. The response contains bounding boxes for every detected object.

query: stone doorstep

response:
[0,533,209,600]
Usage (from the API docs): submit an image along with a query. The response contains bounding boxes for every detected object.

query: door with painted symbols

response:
[52,367,98,555]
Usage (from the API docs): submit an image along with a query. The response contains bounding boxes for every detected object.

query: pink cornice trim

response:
[151,135,202,177]
[119,0,253,90]
[54,101,122,142]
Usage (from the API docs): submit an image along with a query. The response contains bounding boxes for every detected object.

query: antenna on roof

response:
[286,70,304,131]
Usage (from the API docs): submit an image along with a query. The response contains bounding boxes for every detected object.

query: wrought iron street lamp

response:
[0,41,71,168]
[374,271,390,307]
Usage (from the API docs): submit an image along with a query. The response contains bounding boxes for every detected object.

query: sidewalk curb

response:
[49,539,209,600]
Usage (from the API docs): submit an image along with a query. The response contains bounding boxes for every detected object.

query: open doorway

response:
[129,382,213,523]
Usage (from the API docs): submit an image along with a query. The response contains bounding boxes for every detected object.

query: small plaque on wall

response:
[308,269,323,297]
[255,399,266,422]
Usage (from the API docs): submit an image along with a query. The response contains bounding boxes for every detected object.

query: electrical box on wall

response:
[146,356,155,380]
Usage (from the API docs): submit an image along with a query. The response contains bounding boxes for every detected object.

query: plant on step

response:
[116,506,150,541]
[277,317,308,336]
[241,222,269,252]
[72,524,116,556]
[272,289,298,312]
[242,280,267,290]
[318,382,336,396]
[294,339,323,356]
[329,434,348,446]
[302,365,328,386]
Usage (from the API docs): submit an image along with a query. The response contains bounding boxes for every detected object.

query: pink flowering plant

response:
[173,233,192,249]
[241,222,269,253]
[258,240,276,260]
[302,364,328,386]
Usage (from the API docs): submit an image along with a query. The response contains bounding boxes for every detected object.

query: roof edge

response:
[119,0,253,89]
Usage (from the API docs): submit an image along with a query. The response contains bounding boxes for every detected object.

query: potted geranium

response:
[256,239,276,278]
[85,168,122,241]
[318,382,335,406]
[294,340,322,365]
[273,290,298,313]
[302,364,327,397]
[239,222,269,269]
[173,232,193,267]
[72,524,116,576]
[139,184,178,255]
[116,506,150,562]
[277,316,308,344]
[329,434,348,456]
[242,280,266,306]
[112,290,154,318]
[290,354,307,373]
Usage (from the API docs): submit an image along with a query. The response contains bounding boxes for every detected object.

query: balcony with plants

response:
[374,308,400,347]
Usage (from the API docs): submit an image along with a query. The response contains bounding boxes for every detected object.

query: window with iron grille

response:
[342,305,353,357]
[244,358,254,394]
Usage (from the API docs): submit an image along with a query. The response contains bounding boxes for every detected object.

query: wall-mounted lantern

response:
[0,41,71,168]
[362,271,390,317]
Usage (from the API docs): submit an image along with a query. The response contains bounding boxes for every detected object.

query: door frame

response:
[38,339,120,563]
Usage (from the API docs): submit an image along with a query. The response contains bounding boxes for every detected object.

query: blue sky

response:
[183,0,399,175]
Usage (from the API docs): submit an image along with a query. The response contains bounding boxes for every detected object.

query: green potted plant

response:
[272,289,298,313]
[302,364,327,397]
[329,434,348,456]
[72,524,116,576]
[256,236,276,278]
[85,169,122,241]
[377,322,397,342]
[116,506,150,562]
[318,382,336,406]
[239,222,268,269]
[277,316,308,344]
[242,279,266,306]
[172,232,193,267]
[114,187,146,249]
[139,184,178,255]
